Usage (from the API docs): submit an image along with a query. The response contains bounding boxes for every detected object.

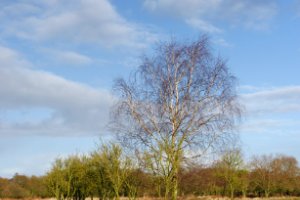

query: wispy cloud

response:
[0,46,113,136]
[213,38,233,47]
[238,85,300,163]
[186,18,223,33]
[143,0,278,32]
[46,49,93,65]
[239,85,300,143]
[143,0,221,18]
[241,118,300,134]
[0,46,32,68]
[241,85,300,114]
[0,0,158,48]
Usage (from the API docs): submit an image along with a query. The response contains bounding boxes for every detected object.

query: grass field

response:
[2,197,300,200]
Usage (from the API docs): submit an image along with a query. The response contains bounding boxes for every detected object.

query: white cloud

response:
[238,85,267,93]
[240,118,300,134]
[241,86,300,114]
[213,38,233,47]
[186,18,222,33]
[143,0,277,31]
[47,49,93,65]
[0,0,157,48]
[0,2,41,17]
[0,46,32,68]
[0,46,113,136]
[144,0,221,18]
[238,86,300,164]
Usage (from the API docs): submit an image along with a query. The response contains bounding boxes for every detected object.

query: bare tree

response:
[110,36,241,200]
[270,155,298,195]
[215,148,244,199]
[249,155,274,197]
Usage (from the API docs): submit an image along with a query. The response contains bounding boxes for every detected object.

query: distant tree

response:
[2,181,30,198]
[124,169,140,200]
[138,149,167,198]
[45,158,68,200]
[64,155,90,200]
[294,173,300,196]
[27,176,49,198]
[215,149,244,199]
[249,155,274,197]
[99,143,132,200]
[110,36,241,200]
[0,178,10,198]
[0,175,49,198]
[84,157,101,200]
[12,174,29,189]
[179,165,216,196]
[90,150,114,199]
[46,155,99,200]
[270,155,298,195]
[236,169,249,198]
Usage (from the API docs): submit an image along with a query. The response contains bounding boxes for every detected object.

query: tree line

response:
[0,174,48,198]
[1,144,300,199]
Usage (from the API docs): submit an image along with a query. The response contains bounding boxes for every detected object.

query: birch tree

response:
[110,36,241,200]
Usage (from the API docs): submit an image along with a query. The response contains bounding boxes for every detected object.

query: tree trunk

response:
[157,184,161,198]
[171,179,178,200]
[265,190,270,198]
[55,186,61,200]
[164,182,170,200]
[171,172,178,200]
[242,189,246,198]
[230,186,234,200]
[115,191,120,200]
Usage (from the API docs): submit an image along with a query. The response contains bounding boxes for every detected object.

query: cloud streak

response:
[185,18,222,33]
[239,85,300,140]
[0,46,113,136]
[241,86,300,114]
[46,49,93,65]
[0,0,157,48]
[143,0,278,32]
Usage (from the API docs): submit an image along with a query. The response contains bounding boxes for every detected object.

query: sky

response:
[0,0,300,178]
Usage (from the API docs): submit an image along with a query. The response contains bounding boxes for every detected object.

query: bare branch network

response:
[110,36,241,200]
[111,36,241,159]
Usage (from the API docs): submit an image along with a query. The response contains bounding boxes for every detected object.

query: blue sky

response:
[0,0,300,178]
